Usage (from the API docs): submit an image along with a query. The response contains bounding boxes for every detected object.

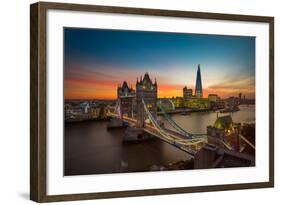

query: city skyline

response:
[64,28,255,100]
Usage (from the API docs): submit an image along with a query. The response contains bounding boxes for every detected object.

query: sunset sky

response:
[64,28,255,100]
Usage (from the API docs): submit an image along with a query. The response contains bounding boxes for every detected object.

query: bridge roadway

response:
[108,113,207,156]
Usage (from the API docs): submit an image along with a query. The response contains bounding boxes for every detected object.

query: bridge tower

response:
[117,81,135,118]
[136,73,158,127]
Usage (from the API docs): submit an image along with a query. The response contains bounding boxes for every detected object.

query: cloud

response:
[65,65,119,81]
[208,75,255,90]
[205,75,255,98]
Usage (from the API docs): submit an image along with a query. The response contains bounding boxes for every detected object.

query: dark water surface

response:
[64,105,255,176]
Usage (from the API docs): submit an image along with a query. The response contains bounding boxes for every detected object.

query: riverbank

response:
[65,108,217,123]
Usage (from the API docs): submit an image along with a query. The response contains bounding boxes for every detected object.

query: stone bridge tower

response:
[136,73,158,128]
[117,81,135,118]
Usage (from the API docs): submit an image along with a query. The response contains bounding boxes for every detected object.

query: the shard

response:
[195,64,203,98]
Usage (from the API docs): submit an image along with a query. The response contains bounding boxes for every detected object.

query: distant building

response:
[208,94,219,102]
[208,94,225,110]
[225,96,240,107]
[173,96,184,108]
[195,64,203,98]
[239,92,242,102]
[186,98,210,109]
[172,96,210,109]
[183,86,192,98]
[159,98,175,111]
[88,107,101,118]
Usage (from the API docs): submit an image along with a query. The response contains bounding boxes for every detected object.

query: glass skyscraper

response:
[195,64,203,98]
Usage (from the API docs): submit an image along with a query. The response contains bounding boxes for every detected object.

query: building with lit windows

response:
[117,81,135,118]
[208,94,219,102]
[136,73,158,127]
[183,86,193,98]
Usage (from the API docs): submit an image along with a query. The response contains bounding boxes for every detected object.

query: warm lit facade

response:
[183,86,193,98]
[208,94,220,102]
[207,115,241,151]
[136,73,158,127]
[117,81,135,118]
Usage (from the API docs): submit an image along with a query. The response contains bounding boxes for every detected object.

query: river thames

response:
[64,105,255,176]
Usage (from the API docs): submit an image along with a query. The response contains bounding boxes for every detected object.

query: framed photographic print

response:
[30,1,274,202]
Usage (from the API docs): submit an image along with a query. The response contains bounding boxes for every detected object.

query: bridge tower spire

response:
[136,72,158,128]
[117,81,135,118]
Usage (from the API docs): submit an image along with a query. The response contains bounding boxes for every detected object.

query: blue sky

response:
[64,28,255,99]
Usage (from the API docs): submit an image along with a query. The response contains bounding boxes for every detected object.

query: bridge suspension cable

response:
[142,99,203,155]
[158,102,206,139]
[168,99,175,110]
[114,100,121,118]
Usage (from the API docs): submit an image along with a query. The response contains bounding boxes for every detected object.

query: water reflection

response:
[64,105,255,176]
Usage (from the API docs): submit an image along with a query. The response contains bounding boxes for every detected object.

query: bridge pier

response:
[123,127,154,142]
[107,118,127,129]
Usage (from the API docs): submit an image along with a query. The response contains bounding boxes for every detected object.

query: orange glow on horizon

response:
[64,80,255,100]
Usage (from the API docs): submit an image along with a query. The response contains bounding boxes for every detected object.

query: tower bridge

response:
[108,72,208,156]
